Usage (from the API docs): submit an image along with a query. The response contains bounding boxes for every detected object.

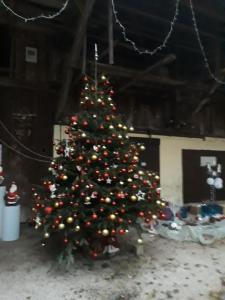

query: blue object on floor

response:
[0,186,6,240]
[201,203,223,217]
[2,204,20,241]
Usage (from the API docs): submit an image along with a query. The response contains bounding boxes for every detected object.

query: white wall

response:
[54,125,225,206]
[154,135,225,205]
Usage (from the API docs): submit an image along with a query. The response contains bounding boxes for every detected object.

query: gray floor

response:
[1,225,225,300]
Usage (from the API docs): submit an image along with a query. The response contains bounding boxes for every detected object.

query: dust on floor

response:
[0,225,225,300]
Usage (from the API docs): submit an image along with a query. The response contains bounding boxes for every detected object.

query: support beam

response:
[29,0,62,9]
[192,83,220,115]
[56,0,95,119]
[117,54,176,93]
[93,63,185,88]
[117,3,217,41]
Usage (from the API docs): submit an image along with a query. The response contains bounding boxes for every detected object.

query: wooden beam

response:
[28,0,62,9]
[117,54,176,93]
[117,3,217,41]
[192,83,220,115]
[94,63,185,88]
[98,40,120,61]
[56,0,95,119]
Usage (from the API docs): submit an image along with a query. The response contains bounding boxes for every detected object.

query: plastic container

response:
[2,204,20,241]
[0,186,6,239]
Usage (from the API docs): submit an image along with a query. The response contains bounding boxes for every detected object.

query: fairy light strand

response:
[0,119,53,160]
[1,0,69,22]
[0,137,50,163]
[111,0,181,56]
[189,0,225,85]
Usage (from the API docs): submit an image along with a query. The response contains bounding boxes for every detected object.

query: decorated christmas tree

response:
[32,75,164,260]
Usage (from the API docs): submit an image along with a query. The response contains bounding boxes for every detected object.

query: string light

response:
[1,0,69,22]
[0,137,50,163]
[189,0,225,85]
[111,0,180,56]
[0,119,53,160]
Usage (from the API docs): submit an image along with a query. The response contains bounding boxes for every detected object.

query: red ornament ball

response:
[44,206,53,215]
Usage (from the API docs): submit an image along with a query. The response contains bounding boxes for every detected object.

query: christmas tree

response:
[32,75,164,260]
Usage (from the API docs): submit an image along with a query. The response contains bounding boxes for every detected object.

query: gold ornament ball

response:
[140,145,146,151]
[85,196,91,202]
[54,202,59,208]
[152,215,157,220]
[127,178,133,182]
[118,123,123,128]
[62,175,68,181]
[105,197,111,203]
[109,214,116,221]
[81,133,86,137]
[58,223,65,230]
[130,195,137,202]
[138,170,144,175]
[155,175,160,180]
[102,229,109,236]
[133,156,139,161]
[109,125,114,129]
[101,75,106,80]
[74,225,80,232]
[92,154,98,160]
[67,217,74,224]
[44,232,50,238]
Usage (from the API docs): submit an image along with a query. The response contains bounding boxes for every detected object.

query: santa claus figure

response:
[0,166,4,185]
[5,182,19,206]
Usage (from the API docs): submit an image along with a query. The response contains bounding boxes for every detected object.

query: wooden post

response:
[108,0,114,64]
[56,0,96,120]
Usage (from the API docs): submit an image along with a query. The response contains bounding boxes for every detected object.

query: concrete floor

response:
[1,225,225,300]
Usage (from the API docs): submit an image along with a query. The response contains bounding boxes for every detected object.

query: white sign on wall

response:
[25,47,38,63]
[200,156,217,167]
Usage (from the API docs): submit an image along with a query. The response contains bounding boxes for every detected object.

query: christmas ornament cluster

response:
[32,75,165,259]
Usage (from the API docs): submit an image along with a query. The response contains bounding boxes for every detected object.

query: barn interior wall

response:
[54,126,225,206]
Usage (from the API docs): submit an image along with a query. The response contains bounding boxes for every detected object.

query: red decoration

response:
[139,211,145,217]
[71,116,78,123]
[118,229,125,235]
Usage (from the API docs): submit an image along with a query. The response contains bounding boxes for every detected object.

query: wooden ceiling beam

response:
[93,63,186,88]
[28,0,62,9]
[117,3,217,41]
[117,54,177,93]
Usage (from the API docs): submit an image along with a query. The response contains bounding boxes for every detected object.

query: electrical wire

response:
[0,119,53,159]
[1,0,69,22]
[0,137,50,163]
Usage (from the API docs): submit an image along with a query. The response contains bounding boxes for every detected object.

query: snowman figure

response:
[0,166,4,185]
[5,182,19,206]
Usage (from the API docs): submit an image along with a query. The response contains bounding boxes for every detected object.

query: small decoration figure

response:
[5,182,20,206]
[0,166,4,185]
[206,163,223,202]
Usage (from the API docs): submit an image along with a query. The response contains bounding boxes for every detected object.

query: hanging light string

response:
[1,0,69,22]
[0,119,53,159]
[111,0,181,56]
[189,0,225,85]
[0,137,50,163]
